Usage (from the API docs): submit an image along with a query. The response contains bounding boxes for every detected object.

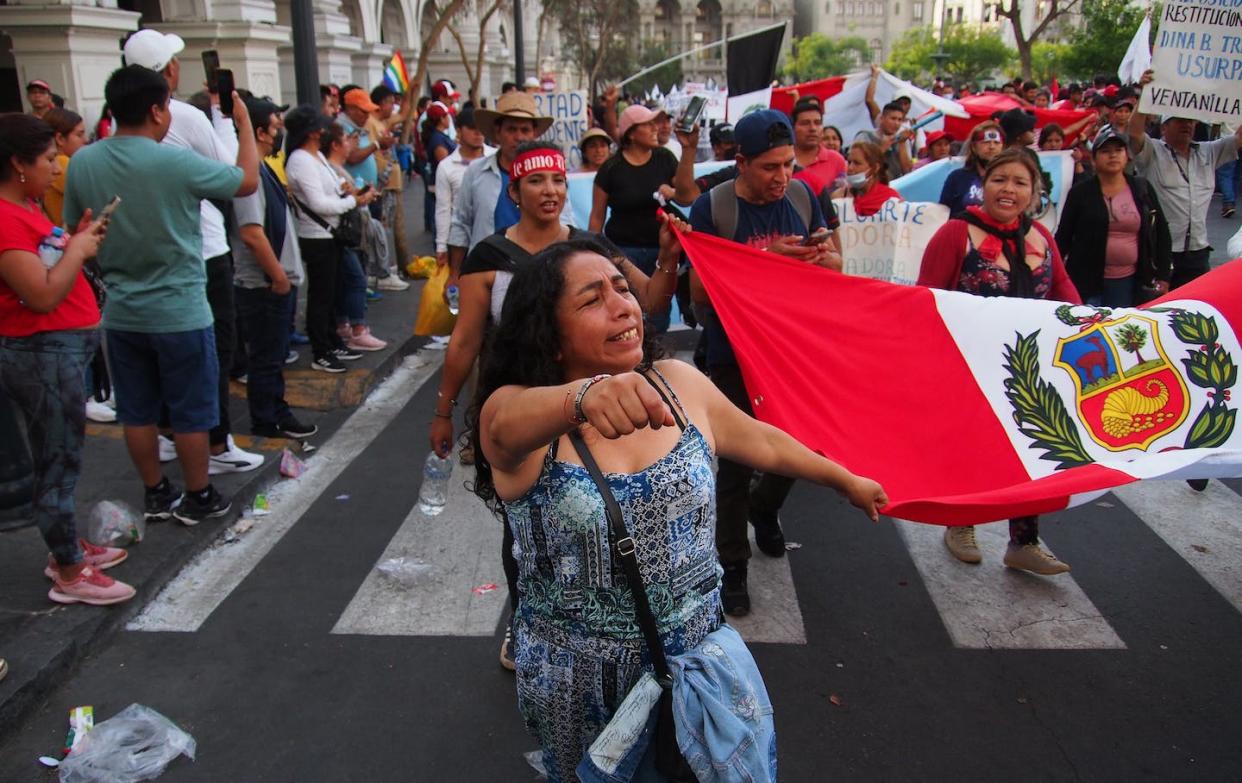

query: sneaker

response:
[1003,543,1071,575]
[499,617,516,672]
[720,561,750,617]
[348,327,387,352]
[208,436,265,475]
[235,374,248,385]
[144,479,182,521]
[285,349,299,365]
[290,331,310,345]
[43,539,128,579]
[172,486,233,526]
[366,288,383,302]
[48,566,136,605]
[253,418,319,440]
[944,526,982,564]
[157,434,177,463]
[1224,204,1236,218]
[750,507,786,558]
[334,346,364,361]
[312,354,347,373]
[376,274,410,291]
[424,335,450,351]
[85,399,116,423]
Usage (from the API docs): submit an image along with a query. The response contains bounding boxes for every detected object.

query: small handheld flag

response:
[383,51,410,94]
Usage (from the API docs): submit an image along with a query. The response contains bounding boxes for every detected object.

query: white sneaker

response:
[376,275,410,291]
[158,434,177,463]
[208,435,265,475]
[85,400,117,423]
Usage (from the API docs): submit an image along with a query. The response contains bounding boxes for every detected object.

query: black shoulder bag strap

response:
[566,429,696,781]
[290,195,334,234]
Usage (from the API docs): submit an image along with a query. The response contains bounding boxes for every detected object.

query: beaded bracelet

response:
[572,374,611,424]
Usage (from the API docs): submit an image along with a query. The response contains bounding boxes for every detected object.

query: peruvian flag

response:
[680,230,1242,525]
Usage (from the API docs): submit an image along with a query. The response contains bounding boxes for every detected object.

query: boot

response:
[944,526,982,564]
[720,561,750,617]
[1003,543,1071,575]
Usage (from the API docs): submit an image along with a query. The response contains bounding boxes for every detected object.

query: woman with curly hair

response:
[469,236,887,781]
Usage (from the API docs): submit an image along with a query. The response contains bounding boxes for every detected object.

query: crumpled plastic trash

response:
[375,557,433,587]
[279,448,306,479]
[57,703,195,783]
[85,501,145,547]
[524,749,548,778]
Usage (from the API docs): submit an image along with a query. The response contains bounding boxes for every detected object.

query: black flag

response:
[726,24,786,96]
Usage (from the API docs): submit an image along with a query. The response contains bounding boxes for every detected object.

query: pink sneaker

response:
[43,539,128,579]
[348,327,387,352]
[48,566,135,605]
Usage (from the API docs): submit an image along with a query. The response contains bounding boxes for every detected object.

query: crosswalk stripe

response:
[1113,480,1242,615]
[895,520,1127,649]
[727,534,808,644]
[126,353,441,633]
[332,457,509,636]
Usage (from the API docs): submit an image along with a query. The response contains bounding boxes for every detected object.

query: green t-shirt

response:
[63,135,243,333]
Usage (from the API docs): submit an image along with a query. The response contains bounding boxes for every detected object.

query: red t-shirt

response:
[0,199,100,337]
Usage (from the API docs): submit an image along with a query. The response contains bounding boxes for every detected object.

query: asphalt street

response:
[1,201,1241,783]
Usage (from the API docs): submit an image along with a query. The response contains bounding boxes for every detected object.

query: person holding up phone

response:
[589,104,699,334]
[0,113,136,606]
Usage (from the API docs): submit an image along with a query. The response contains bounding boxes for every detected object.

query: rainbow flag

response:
[383,50,410,93]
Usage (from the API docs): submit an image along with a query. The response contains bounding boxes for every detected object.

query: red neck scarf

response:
[962,205,1035,297]
[853,183,896,217]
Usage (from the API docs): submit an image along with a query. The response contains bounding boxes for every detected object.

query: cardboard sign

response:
[833,199,950,286]
[1140,0,1242,124]
[532,91,591,169]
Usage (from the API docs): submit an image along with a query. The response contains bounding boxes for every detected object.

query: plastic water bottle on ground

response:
[445,283,460,315]
[418,451,452,516]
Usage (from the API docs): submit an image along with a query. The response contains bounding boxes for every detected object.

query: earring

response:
[18,173,25,183]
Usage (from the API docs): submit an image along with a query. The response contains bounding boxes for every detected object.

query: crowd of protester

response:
[6,32,1242,776]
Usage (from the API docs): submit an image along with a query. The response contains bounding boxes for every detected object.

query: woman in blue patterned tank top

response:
[467,236,888,781]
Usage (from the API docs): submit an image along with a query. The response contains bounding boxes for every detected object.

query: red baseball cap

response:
[26,79,51,92]
[432,80,460,101]
[924,129,954,147]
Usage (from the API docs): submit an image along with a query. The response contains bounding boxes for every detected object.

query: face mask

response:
[846,172,869,188]
[270,130,285,154]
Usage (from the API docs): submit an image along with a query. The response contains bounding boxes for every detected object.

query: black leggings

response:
[1009,516,1039,545]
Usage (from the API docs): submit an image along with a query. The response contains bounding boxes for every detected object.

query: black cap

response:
[999,108,1037,139]
[709,123,734,145]
[243,95,283,130]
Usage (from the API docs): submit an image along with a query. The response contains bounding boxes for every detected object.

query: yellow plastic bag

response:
[414,264,457,336]
[405,255,437,279]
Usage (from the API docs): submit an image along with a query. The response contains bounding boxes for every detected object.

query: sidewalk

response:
[0,190,438,731]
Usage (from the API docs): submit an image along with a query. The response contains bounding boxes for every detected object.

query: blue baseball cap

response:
[734,109,794,158]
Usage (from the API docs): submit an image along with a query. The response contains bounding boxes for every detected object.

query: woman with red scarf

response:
[832,140,902,217]
[918,147,1081,576]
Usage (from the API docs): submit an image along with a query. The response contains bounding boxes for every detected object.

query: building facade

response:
[0,0,572,132]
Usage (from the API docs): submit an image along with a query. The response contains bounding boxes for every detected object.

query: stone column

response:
[161,21,290,101]
[351,40,391,89]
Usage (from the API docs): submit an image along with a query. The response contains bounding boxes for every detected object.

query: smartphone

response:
[802,231,831,247]
[676,96,708,134]
[201,50,220,94]
[215,69,235,116]
[97,195,122,222]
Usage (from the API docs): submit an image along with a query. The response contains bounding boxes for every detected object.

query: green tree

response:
[1115,323,1149,364]
[1062,0,1149,80]
[1026,42,1072,83]
[997,0,1082,80]
[783,33,872,82]
[886,25,1015,86]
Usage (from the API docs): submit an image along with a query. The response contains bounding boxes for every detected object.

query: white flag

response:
[1119,14,1152,85]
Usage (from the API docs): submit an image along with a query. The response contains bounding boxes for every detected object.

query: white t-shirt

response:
[162,100,238,260]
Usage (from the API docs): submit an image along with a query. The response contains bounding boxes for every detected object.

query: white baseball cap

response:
[123,29,186,72]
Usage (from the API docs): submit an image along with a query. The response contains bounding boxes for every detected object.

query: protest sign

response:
[833,199,950,286]
[532,90,590,169]
[1140,0,1242,124]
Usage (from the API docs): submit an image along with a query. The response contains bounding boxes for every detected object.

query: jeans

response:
[336,247,368,326]
[1086,274,1137,308]
[618,245,670,334]
[0,329,98,566]
[205,252,236,448]
[300,237,343,359]
[235,286,294,429]
[1171,247,1212,290]
[710,363,794,564]
[1218,160,1239,206]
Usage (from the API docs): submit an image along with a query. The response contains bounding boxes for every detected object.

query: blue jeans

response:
[235,286,294,429]
[0,329,98,566]
[1218,160,1239,206]
[335,247,368,326]
[1086,274,1137,308]
[618,245,670,334]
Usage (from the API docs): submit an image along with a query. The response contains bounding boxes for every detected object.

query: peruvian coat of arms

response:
[1002,305,1238,469]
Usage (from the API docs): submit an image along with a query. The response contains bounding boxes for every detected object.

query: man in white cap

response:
[122,28,264,475]
[1130,69,1242,288]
